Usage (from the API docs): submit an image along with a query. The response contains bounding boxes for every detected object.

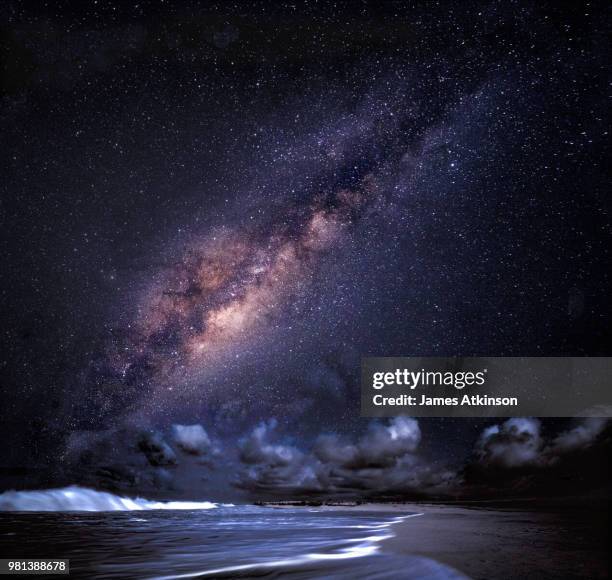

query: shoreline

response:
[381,503,609,580]
[258,501,609,579]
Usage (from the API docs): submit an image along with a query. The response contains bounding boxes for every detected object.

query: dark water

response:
[0,505,467,579]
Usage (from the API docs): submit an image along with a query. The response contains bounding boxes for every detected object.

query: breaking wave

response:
[0,486,217,512]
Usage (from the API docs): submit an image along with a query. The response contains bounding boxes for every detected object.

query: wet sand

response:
[259,501,609,578]
[382,503,609,579]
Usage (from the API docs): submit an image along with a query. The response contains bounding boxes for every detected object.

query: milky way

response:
[116,176,384,391]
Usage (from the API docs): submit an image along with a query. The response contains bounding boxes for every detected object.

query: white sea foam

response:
[148,512,424,580]
[0,486,217,512]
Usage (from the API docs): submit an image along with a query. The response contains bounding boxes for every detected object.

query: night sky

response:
[1,1,610,500]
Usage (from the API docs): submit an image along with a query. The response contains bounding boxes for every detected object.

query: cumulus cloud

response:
[236,416,456,499]
[239,419,302,466]
[466,417,611,497]
[138,431,177,467]
[547,417,609,456]
[65,427,177,469]
[314,416,421,469]
[313,417,453,497]
[359,416,421,463]
[64,424,221,495]
[474,418,542,468]
[473,417,610,471]
[171,424,214,456]
[236,419,321,495]
[61,427,179,494]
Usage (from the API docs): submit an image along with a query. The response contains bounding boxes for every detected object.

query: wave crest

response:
[0,486,217,512]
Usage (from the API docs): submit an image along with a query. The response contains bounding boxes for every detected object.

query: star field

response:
[1,1,610,496]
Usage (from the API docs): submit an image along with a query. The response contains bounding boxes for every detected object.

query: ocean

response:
[0,487,465,579]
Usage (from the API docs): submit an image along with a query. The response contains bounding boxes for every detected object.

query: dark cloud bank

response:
[59,416,610,502]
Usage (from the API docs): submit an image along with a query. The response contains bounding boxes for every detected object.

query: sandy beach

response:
[258,498,610,580]
[259,500,608,578]
[382,503,609,579]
